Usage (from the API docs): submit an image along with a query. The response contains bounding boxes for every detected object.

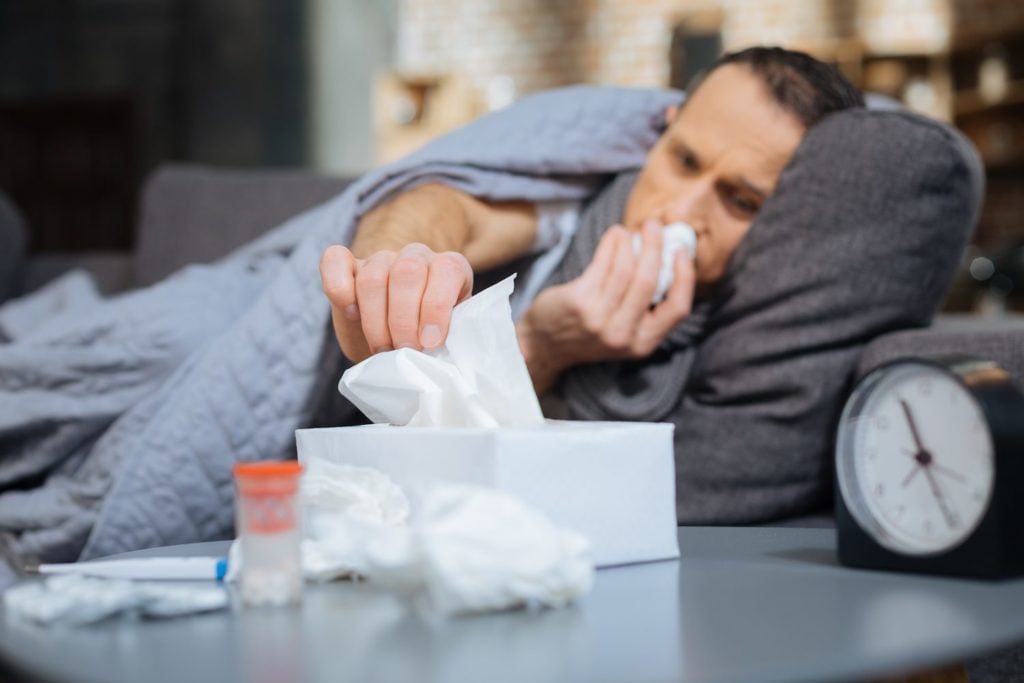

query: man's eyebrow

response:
[671,133,771,199]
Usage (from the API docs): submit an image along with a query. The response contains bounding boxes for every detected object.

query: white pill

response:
[631,222,697,304]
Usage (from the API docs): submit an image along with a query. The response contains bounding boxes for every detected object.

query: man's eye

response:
[729,194,759,215]
[676,152,698,172]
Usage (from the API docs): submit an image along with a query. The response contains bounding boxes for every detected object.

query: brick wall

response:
[388,0,1024,255]
[395,0,1024,98]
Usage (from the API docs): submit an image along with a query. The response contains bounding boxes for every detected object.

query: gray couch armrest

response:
[858,314,1024,383]
[134,164,353,286]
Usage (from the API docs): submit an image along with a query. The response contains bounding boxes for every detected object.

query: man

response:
[320,47,864,396]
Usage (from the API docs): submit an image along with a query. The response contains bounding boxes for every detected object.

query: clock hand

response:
[922,466,958,529]
[931,462,967,484]
[899,399,927,453]
[901,465,921,488]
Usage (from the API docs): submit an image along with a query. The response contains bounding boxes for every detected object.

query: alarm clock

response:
[835,355,1024,579]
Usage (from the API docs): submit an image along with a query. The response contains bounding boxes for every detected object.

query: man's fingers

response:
[578,225,621,291]
[321,245,371,361]
[320,245,358,312]
[597,228,635,311]
[356,251,397,353]
[387,244,432,349]
[419,252,473,349]
[611,220,662,329]
[661,249,696,314]
[636,251,695,351]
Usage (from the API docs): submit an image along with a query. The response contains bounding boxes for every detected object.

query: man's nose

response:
[663,179,713,229]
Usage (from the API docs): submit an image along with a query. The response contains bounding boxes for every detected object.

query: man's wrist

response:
[351,184,470,258]
[516,314,568,396]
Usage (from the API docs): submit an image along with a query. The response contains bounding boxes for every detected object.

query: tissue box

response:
[294,420,679,567]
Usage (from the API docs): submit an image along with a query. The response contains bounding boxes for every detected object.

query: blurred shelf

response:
[954,80,1024,117]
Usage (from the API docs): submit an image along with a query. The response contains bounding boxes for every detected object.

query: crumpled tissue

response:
[338,276,544,428]
[632,222,697,304]
[228,461,593,616]
[3,575,228,626]
[365,483,593,616]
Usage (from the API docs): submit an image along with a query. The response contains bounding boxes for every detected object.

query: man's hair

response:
[688,46,864,127]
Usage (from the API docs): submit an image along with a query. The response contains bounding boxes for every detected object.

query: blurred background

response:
[1,0,1022,309]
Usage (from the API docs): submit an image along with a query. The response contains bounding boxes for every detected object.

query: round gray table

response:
[2,527,1023,683]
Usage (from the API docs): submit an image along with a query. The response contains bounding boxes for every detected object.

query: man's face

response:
[624,64,806,285]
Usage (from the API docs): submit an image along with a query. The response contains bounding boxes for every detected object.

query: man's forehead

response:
[668,66,806,188]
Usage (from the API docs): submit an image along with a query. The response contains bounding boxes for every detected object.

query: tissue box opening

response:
[295,420,679,568]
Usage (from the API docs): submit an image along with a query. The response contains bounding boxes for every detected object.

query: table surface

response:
[2,526,1024,683]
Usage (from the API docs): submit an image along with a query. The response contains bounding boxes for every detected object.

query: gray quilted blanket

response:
[0,86,679,569]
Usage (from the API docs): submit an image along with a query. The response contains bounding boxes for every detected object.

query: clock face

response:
[837,362,996,555]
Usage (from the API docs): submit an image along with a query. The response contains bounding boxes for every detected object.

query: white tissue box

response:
[295,420,679,567]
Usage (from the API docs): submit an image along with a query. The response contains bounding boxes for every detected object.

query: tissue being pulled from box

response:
[338,276,544,428]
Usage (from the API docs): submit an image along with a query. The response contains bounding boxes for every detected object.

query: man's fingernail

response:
[643,219,660,232]
[344,304,359,321]
[421,324,442,348]
[376,345,393,354]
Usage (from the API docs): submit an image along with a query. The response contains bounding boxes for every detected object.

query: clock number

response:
[918,379,932,396]
[875,416,889,431]
[873,483,885,498]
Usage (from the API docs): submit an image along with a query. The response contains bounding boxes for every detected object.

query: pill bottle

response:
[234,461,304,607]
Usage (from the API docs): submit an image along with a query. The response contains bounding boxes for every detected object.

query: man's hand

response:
[319,182,535,363]
[320,243,473,363]
[516,221,696,394]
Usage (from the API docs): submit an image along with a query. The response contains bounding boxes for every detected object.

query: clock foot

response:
[872,661,968,683]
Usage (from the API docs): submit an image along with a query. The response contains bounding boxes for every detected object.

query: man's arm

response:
[320,183,536,363]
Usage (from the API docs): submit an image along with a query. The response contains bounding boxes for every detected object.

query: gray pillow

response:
[671,108,984,524]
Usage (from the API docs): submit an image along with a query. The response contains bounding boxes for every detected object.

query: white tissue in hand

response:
[366,484,594,616]
[631,222,697,304]
[338,276,544,428]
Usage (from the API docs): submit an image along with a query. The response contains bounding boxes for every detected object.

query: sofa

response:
[0,165,354,301]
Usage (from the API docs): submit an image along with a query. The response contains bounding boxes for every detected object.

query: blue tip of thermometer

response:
[37,557,229,581]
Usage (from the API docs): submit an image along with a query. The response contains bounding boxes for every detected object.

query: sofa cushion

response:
[134,164,352,286]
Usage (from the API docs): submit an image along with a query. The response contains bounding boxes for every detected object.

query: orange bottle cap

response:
[233,461,303,479]
[234,461,303,498]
